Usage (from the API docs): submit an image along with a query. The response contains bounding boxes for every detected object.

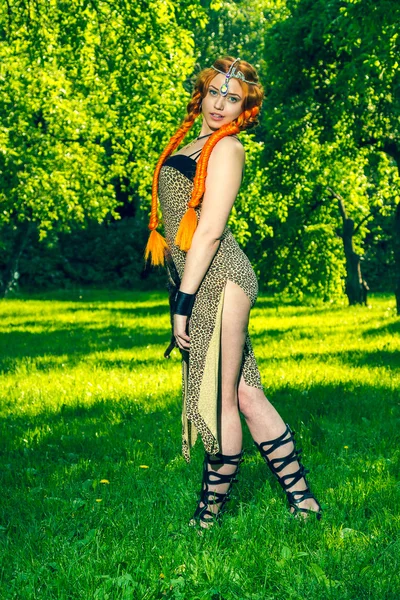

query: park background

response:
[0,0,399,599]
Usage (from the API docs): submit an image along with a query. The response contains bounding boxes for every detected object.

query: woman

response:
[145,56,322,528]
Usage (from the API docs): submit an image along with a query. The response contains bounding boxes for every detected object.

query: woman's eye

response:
[209,89,217,96]
[228,97,238,103]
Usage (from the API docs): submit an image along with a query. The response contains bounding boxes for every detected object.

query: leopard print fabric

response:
[159,160,263,462]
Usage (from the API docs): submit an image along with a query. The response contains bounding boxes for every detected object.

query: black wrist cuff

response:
[174,291,196,317]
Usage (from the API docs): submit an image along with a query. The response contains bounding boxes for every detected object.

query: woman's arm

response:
[181,136,244,292]
[174,136,244,350]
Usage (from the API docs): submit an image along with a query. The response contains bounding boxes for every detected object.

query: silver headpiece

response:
[211,58,259,96]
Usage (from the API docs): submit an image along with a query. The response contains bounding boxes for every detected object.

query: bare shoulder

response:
[209,135,245,168]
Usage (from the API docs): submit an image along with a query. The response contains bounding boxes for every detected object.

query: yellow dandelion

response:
[100,479,110,484]
[139,465,149,469]
[96,499,102,502]
[344,445,349,449]
[159,573,165,579]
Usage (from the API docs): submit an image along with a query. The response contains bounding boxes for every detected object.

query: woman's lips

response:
[210,113,224,121]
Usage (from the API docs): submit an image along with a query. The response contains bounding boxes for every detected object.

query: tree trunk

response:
[328,188,369,306]
[341,214,368,305]
[394,203,400,315]
[1,222,33,298]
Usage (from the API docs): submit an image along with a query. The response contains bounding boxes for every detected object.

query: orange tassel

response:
[145,229,168,266]
[175,207,198,252]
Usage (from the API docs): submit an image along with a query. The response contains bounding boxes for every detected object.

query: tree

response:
[0,0,207,294]
[327,187,370,305]
[259,0,400,307]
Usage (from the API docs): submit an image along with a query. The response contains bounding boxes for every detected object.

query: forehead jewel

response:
[211,57,259,96]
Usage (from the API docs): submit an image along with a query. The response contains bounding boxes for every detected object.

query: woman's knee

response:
[237,379,254,418]
[238,378,265,419]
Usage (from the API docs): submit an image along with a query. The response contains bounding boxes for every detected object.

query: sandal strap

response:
[202,490,227,505]
[269,447,302,474]
[192,450,244,526]
[291,505,322,520]
[255,424,293,456]
[255,425,307,490]
[204,469,240,486]
[288,493,322,520]
[286,489,314,504]
[208,451,244,467]
[192,504,216,522]
[271,464,309,491]
[255,424,322,519]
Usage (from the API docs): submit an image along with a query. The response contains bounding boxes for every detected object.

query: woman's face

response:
[202,73,244,131]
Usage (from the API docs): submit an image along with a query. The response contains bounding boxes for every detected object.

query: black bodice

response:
[162,139,244,183]
[163,154,197,182]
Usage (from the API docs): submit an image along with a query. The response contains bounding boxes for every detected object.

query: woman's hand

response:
[174,314,190,350]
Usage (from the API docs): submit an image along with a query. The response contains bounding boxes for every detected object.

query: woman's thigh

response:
[220,280,251,401]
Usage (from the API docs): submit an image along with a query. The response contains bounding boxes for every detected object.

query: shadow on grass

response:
[63,303,170,317]
[0,325,172,373]
[1,292,399,600]
[3,326,398,376]
[0,397,181,464]
[363,320,400,337]
[249,318,396,343]
[0,375,399,571]
[1,378,398,490]
[2,316,398,375]
[256,348,400,370]
[337,348,400,370]
[2,289,167,303]
[1,291,399,519]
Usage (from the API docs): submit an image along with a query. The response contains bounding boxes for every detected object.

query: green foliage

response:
[0,291,399,598]
[0,218,163,291]
[190,0,399,300]
[255,0,400,298]
[1,0,399,301]
[195,0,288,77]
[0,1,116,234]
[0,0,206,236]
[229,133,274,245]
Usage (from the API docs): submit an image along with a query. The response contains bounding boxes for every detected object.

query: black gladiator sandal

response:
[255,424,322,520]
[190,450,244,528]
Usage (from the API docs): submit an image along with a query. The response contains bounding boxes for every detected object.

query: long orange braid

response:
[144,91,202,266]
[145,56,263,265]
[175,106,260,251]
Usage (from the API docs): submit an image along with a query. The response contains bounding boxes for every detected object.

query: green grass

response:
[0,290,399,600]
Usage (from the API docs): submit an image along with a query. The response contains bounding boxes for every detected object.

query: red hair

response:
[145,56,264,265]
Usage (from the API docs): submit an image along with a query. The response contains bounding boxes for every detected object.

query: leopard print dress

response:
[159,147,263,463]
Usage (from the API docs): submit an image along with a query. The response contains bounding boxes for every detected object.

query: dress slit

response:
[181,279,263,462]
[158,164,263,462]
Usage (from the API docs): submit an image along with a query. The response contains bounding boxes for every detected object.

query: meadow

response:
[0,290,399,600]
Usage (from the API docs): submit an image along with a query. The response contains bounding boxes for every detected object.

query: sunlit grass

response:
[0,290,399,599]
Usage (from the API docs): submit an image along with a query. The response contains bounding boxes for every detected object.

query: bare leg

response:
[238,377,320,515]
[193,281,319,527]
[194,280,250,527]
[219,281,251,453]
